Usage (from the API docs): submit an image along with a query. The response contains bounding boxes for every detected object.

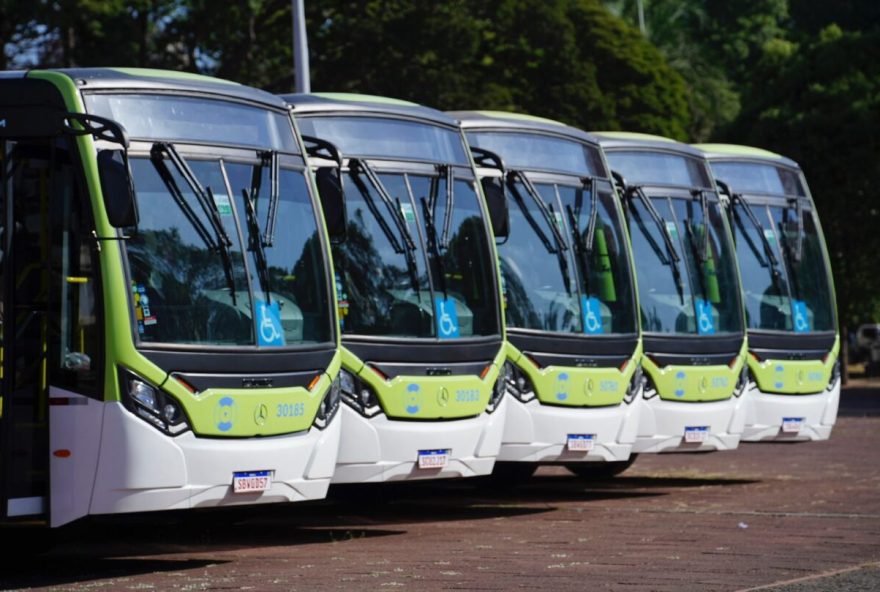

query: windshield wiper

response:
[438,165,455,249]
[150,142,237,304]
[731,192,778,268]
[507,170,572,293]
[626,185,685,305]
[238,151,278,302]
[566,177,596,295]
[349,158,421,294]
[421,193,448,299]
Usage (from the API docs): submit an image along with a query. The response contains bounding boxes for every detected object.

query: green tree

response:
[305,0,690,139]
[730,26,880,327]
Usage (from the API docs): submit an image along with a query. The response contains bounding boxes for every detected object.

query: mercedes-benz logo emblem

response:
[254,403,269,426]
[437,387,450,407]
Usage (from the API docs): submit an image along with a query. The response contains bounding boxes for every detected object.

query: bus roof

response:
[693,143,801,169]
[25,67,290,111]
[449,110,601,147]
[280,92,458,128]
[592,131,706,158]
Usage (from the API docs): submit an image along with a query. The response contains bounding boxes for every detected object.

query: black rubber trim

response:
[140,346,336,375]
[647,352,737,367]
[343,337,503,364]
[507,331,639,357]
[643,334,744,355]
[750,349,828,362]
[524,351,631,369]
[747,331,836,352]
[369,361,491,379]
[170,369,322,391]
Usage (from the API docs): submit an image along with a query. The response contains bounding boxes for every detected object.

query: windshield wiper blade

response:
[421,195,448,299]
[508,170,572,294]
[438,165,455,249]
[150,142,237,304]
[262,150,280,247]
[732,193,777,268]
[566,177,595,295]
[242,188,271,302]
[627,186,685,305]
[350,158,421,295]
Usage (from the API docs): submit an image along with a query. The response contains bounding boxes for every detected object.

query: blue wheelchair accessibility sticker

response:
[695,298,715,335]
[792,299,810,333]
[581,296,604,334]
[256,300,286,346]
[435,297,460,339]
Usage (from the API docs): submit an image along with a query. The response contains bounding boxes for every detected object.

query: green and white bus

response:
[595,133,748,453]
[283,94,508,483]
[696,144,839,441]
[454,112,644,478]
[0,68,341,529]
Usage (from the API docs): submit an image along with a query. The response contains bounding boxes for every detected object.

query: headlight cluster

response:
[119,367,189,435]
[338,369,382,417]
[623,364,644,404]
[505,361,537,403]
[827,359,841,391]
[485,362,511,413]
[313,375,342,429]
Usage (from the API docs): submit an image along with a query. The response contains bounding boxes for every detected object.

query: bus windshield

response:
[711,161,835,333]
[302,117,499,340]
[467,131,606,177]
[87,94,333,348]
[500,174,636,335]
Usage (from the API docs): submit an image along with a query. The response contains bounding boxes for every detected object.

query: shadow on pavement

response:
[839,386,880,417]
[0,557,221,591]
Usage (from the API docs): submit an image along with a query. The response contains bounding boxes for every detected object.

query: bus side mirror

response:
[315,167,347,244]
[481,177,509,241]
[97,149,139,228]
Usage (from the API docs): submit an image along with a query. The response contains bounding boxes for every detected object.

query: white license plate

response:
[567,434,596,451]
[233,470,272,493]
[417,449,450,469]
[782,417,805,433]
[684,426,709,443]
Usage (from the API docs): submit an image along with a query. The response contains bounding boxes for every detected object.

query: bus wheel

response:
[565,455,638,479]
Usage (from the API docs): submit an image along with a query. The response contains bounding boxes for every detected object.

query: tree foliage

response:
[730,27,880,325]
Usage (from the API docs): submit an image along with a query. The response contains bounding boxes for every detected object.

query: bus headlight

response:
[623,364,644,404]
[119,367,190,436]
[338,369,382,418]
[313,375,341,429]
[486,362,511,413]
[506,362,536,403]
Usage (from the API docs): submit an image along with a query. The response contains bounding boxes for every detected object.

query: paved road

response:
[3,388,879,592]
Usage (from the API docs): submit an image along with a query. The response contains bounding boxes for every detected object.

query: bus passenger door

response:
[0,138,52,524]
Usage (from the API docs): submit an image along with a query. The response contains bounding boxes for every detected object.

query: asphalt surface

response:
[2,386,879,592]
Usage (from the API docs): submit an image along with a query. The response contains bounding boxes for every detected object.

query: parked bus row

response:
[0,68,838,531]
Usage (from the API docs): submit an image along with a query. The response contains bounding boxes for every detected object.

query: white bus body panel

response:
[632,394,747,453]
[331,396,507,483]
[496,393,643,464]
[740,378,840,442]
[51,399,340,526]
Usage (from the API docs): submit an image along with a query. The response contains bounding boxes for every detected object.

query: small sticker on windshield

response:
[435,297,460,339]
[665,221,679,237]
[213,193,233,216]
[256,300,286,347]
[764,228,777,243]
[553,211,564,227]
[695,298,716,335]
[400,202,415,222]
[792,299,810,332]
[581,296,604,334]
